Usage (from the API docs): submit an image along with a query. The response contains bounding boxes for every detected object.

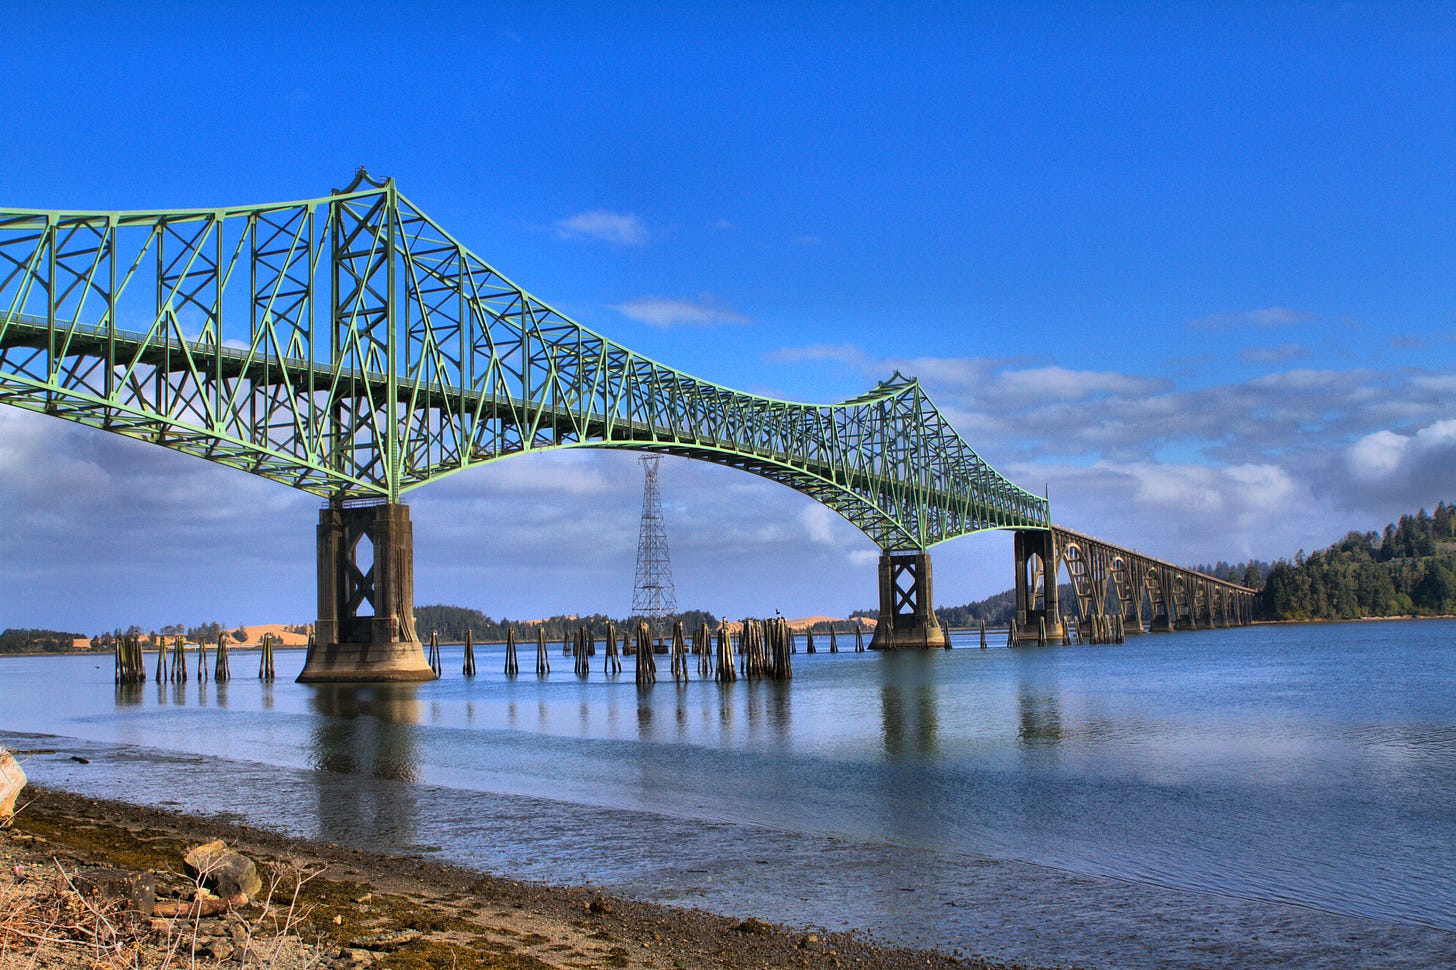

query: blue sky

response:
[1,1,1453,632]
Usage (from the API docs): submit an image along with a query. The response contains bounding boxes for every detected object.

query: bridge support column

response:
[1013,530,1064,644]
[869,550,949,650]
[298,501,435,683]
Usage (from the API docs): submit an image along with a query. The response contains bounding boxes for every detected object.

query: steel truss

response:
[0,172,1048,550]
[1022,526,1257,632]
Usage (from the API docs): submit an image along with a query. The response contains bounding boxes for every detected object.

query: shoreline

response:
[2,785,1037,970]
[4,611,1455,660]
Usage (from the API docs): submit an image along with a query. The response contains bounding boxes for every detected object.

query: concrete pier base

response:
[1013,529,1065,644]
[869,550,949,650]
[298,501,435,684]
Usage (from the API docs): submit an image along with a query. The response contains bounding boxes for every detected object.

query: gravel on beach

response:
[1,786,1060,970]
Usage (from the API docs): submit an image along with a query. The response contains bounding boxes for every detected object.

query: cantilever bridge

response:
[0,172,1253,680]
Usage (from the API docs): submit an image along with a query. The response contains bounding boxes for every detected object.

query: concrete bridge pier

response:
[297,500,435,683]
[1013,530,1065,644]
[869,550,949,649]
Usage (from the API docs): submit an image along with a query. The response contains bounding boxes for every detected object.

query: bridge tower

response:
[299,500,434,682]
[1013,529,1065,643]
[869,550,949,649]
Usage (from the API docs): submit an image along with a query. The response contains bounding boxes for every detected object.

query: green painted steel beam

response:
[0,173,1050,550]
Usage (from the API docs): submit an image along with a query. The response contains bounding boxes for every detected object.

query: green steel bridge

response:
[0,173,1253,680]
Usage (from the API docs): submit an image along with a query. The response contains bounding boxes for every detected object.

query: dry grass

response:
[0,854,332,970]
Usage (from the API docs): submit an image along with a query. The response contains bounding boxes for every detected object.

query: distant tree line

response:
[414,604,722,642]
[0,628,86,654]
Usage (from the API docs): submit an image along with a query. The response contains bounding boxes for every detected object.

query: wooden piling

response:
[505,626,519,677]
[463,628,477,676]
[670,620,687,680]
[259,632,276,681]
[197,637,208,682]
[635,620,656,686]
[170,636,185,682]
[536,626,550,676]
[714,622,737,682]
[215,633,230,682]
[854,623,865,652]
[805,628,816,654]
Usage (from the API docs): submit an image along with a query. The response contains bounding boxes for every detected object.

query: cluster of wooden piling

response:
[258,633,276,681]
[214,634,231,681]
[427,631,443,676]
[114,636,146,684]
[734,617,794,680]
[504,627,519,676]
[634,621,657,685]
[669,621,688,679]
[413,618,883,687]
[1066,613,1126,645]
[603,622,621,675]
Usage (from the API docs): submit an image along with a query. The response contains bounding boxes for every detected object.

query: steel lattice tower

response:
[632,456,678,618]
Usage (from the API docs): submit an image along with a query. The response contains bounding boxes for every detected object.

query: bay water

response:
[3,620,1454,968]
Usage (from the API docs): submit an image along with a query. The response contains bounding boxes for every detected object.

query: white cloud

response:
[613,295,748,329]
[1345,419,1456,506]
[1188,307,1314,331]
[765,343,869,368]
[992,366,1165,406]
[553,210,648,245]
[1239,343,1308,364]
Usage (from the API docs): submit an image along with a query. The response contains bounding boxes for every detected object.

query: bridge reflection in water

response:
[307,685,421,848]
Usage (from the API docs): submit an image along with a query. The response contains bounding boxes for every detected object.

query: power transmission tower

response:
[632,455,677,618]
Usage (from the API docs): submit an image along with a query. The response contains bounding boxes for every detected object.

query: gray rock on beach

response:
[183,839,263,900]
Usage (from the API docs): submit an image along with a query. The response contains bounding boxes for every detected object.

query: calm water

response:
[3,621,1455,968]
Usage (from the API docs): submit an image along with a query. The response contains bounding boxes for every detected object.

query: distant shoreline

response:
[4,612,1454,660]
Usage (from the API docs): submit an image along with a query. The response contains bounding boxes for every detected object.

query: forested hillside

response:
[1259,503,1456,620]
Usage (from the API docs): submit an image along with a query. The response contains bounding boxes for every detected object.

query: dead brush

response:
[0,861,147,967]
[2,854,331,970]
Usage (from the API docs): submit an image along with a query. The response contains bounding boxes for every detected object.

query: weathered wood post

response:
[505,626,519,677]
[536,626,550,676]
[715,622,737,682]
[463,628,477,676]
[979,619,988,649]
[197,637,208,682]
[805,628,816,654]
[259,632,275,681]
[215,633,230,682]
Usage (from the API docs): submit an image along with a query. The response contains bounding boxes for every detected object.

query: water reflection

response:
[307,685,422,848]
[1016,685,1064,746]
[874,654,941,760]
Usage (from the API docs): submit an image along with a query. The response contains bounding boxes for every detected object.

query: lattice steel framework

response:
[631,455,677,617]
[0,172,1049,550]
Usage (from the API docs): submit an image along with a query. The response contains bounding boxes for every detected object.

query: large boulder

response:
[72,867,157,916]
[0,747,25,822]
[183,839,262,900]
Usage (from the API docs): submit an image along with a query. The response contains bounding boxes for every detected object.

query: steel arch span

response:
[0,172,1047,552]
